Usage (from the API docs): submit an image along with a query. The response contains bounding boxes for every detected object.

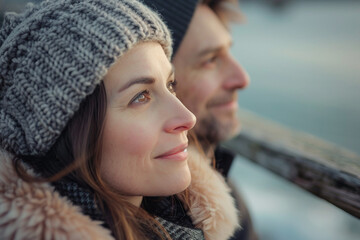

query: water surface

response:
[231,1,360,239]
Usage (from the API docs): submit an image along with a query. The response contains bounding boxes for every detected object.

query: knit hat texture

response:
[141,0,198,55]
[0,0,172,156]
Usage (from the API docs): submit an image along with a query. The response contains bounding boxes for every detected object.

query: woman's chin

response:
[150,168,192,196]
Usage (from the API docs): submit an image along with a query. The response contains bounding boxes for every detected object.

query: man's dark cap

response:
[141,0,199,55]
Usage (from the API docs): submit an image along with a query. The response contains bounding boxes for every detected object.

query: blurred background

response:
[231,0,360,240]
[1,0,359,239]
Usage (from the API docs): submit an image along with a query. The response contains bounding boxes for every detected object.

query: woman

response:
[0,0,239,239]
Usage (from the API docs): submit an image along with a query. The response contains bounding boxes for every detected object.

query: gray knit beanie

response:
[0,0,172,156]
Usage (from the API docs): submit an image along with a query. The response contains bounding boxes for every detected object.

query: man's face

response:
[173,4,250,146]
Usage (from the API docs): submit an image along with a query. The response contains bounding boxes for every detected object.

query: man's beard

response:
[194,113,239,152]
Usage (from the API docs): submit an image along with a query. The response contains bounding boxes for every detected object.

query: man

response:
[142,0,257,239]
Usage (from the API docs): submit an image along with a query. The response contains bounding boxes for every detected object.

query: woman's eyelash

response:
[128,80,176,106]
[168,79,177,94]
[129,90,151,105]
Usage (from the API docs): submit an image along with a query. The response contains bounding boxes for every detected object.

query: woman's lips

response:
[155,144,188,161]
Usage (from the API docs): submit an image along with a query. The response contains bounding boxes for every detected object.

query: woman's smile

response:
[155,143,188,161]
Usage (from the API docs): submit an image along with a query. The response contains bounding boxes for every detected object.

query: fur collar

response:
[178,146,239,240]
[0,147,239,239]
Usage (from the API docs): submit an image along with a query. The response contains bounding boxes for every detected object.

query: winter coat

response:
[215,147,258,240]
[0,146,239,240]
[147,146,258,240]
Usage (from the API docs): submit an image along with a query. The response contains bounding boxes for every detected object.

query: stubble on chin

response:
[194,113,240,151]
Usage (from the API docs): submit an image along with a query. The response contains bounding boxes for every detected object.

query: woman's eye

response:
[167,80,177,95]
[130,90,151,105]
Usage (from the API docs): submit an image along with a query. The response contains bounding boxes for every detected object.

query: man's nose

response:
[222,55,250,90]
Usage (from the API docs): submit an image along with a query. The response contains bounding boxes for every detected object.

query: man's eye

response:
[207,55,217,63]
[167,80,177,95]
[202,55,218,68]
[130,90,151,105]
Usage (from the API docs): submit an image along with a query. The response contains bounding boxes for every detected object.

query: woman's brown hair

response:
[13,82,171,240]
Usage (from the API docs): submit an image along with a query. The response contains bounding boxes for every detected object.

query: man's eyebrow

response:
[118,64,175,93]
[196,41,233,58]
[197,46,222,58]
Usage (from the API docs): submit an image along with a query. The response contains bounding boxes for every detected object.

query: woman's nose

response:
[164,96,196,134]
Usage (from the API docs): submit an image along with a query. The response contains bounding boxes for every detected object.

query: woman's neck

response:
[125,196,143,207]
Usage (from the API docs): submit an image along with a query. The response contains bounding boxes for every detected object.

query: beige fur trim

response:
[0,149,114,240]
[178,146,240,240]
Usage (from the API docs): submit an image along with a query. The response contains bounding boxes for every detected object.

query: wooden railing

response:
[222,108,360,218]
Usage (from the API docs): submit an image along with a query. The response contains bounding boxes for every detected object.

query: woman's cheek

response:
[103,117,158,159]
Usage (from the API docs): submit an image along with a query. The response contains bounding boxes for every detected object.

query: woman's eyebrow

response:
[118,64,175,93]
[118,77,155,93]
